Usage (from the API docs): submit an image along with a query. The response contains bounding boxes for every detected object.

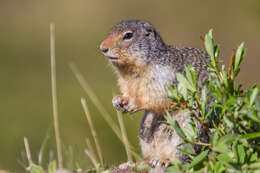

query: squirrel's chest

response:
[118,65,176,111]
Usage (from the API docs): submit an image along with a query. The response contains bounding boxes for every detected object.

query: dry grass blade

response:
[69,63,142,161]
[81,98,104,166]
[116,111,133,162]
[69,63,122,140]
[85,138,97,163]
[50,23,63,168]
[85,149,98,168]
[24,137,33,166]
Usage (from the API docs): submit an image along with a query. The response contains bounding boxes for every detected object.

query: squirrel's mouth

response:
[107,56,119,62]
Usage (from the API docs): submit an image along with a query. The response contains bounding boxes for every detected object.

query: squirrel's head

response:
[100,20,166,71]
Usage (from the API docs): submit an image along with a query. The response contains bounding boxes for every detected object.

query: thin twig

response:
[116,111,133,162]
[81,98,104,166]
[50,23,63,168]
[24,137,33,166]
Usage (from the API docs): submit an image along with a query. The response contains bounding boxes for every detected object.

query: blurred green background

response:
[0,0,260,171]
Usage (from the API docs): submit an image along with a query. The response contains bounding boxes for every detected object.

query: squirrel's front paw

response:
[112,95,138,113]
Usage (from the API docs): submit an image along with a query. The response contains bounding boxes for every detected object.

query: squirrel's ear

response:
[145,28,152,36]
[143,25,155,37]
[142,22,151,30]
[145,28,158,38]
[142,22,156,37]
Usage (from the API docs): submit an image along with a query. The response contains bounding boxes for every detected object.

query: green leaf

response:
[217,153,233,164]
[185,65,196,89]
[220,65,228,86]
[248,161,260,169]
[167,166,182,173]
[250,152,258,162]
[234,42,245,71]
[177,143,196,155]
[247,111,260,123]
[38,126,52,165]
[214,45,220,60]
[165,84,174,98]
[233,42,246,78]
[29,165,44,173]
[205,29,214,59]
[166,115,187,140]
[167,158,183,172]
[237,144,246,164]
[213,135,237,153]
[183,150,209,170]
[211,131,219,147]
[132,164,150,172]
[176,73,196,93]
[201,86,207,118]
[182,119,195,139]
[232,140,239,163]
[224,116,234,129]
[48,160,57,173]
[241,132,260,140]
[218,134,238,144]
[250,88,259,106]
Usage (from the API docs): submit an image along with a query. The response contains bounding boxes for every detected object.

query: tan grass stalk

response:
[81,98,104,166]
[24,137,33,166]
[85,138,97,162]
[116,111,133,162]
[50,23,63,168]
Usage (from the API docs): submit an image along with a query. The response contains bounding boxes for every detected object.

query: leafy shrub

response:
[166,29,260,173]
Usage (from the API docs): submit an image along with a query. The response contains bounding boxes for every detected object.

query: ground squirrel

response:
[100,20,209,167]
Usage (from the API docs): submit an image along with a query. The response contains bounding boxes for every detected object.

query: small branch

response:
[81,98,104,167]
[50,22,63,168]
[190,141,211,147]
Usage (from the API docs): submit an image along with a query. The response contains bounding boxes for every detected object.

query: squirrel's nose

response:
[100,46,109,54]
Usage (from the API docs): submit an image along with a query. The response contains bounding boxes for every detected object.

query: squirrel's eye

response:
[123,32,133,40]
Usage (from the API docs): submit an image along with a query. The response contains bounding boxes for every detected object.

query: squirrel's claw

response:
[149,159,170,168]
[149,159,161,168]
[112,95,138,113]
